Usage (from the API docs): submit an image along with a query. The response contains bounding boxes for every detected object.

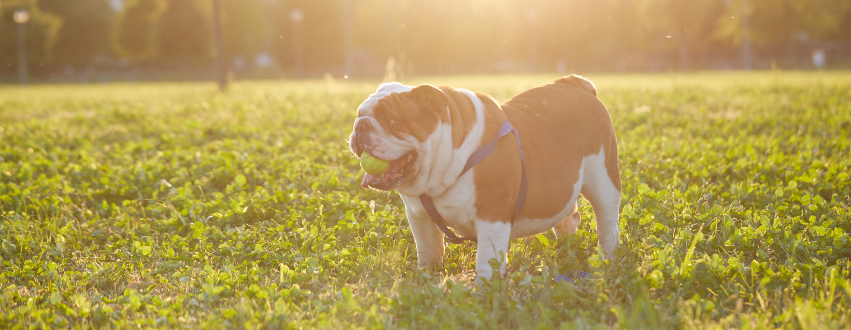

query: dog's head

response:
[349,83,450,191]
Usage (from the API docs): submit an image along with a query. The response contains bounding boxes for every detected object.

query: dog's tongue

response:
[361,173,377,188]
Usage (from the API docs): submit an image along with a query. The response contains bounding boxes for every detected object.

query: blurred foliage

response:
[2,0,851,78]
[0,0,63,73]
[219,0,269,69]
[637,0,726,65]
[271,0,344,73]
[111,0,166,62]
[716,0,851,48]
[110,0,268,70]
[155,0,210,69]
[39,0,114,71]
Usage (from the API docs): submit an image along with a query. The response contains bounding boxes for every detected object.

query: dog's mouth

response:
[360,151,417,191]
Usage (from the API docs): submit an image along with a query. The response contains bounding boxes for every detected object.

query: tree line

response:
[1,0,849,80]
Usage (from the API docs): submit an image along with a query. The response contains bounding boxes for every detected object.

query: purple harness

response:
[418,120,528,244]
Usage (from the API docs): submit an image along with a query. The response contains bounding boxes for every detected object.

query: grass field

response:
[1,72,850,329]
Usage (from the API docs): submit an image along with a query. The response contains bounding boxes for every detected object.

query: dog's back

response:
[500,75,620,190]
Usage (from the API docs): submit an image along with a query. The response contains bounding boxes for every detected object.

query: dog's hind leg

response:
[580,147,622,258]
[554,158,586,239]
[553,202,581,238]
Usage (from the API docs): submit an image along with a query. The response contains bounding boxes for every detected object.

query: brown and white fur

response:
[349,76,621,283]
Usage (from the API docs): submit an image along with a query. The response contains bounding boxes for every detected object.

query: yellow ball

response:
[360,152,389,175]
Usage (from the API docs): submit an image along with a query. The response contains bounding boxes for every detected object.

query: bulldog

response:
[349,75,621,282]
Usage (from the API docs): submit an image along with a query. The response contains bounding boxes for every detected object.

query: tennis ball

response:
[360,152,389,175]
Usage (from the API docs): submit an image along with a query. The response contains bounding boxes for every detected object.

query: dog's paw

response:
[416,252,443,268]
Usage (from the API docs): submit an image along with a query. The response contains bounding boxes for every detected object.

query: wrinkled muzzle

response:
[349,117,417,191]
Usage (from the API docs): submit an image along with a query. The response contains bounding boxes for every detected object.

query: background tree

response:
[220,0,268,72]
[156,0,212,69]
[5,0,851,80]
[271,0,342,75]
[111,0,166,63]
[0,0,63,79]
[825,6,851,43]
[716,0,851,61]
[637,0,726,70]
[533,0,629,71]
[39,0,114,72]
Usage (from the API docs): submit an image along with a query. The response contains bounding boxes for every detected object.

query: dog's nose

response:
[352,120,373,156]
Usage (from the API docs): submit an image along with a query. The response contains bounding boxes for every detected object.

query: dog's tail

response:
[555,74,597,97]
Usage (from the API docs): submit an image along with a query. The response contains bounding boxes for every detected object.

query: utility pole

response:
[14,9,30,84]
[212,0,228,91]
[290,9,305,78]
[342,0,353,78]
[742,0,751,70]
[526,8,538,73]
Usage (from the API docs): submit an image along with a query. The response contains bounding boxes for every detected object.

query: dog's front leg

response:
[401,195,445,268]
[474,219,512,285]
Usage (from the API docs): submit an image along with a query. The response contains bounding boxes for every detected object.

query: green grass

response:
[1,72,850,329]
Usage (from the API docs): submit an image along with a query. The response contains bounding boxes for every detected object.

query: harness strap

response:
[419,195,475,244]
[418,120,527,244]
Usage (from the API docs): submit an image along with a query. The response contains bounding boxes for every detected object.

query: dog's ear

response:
[408,84,449,116]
